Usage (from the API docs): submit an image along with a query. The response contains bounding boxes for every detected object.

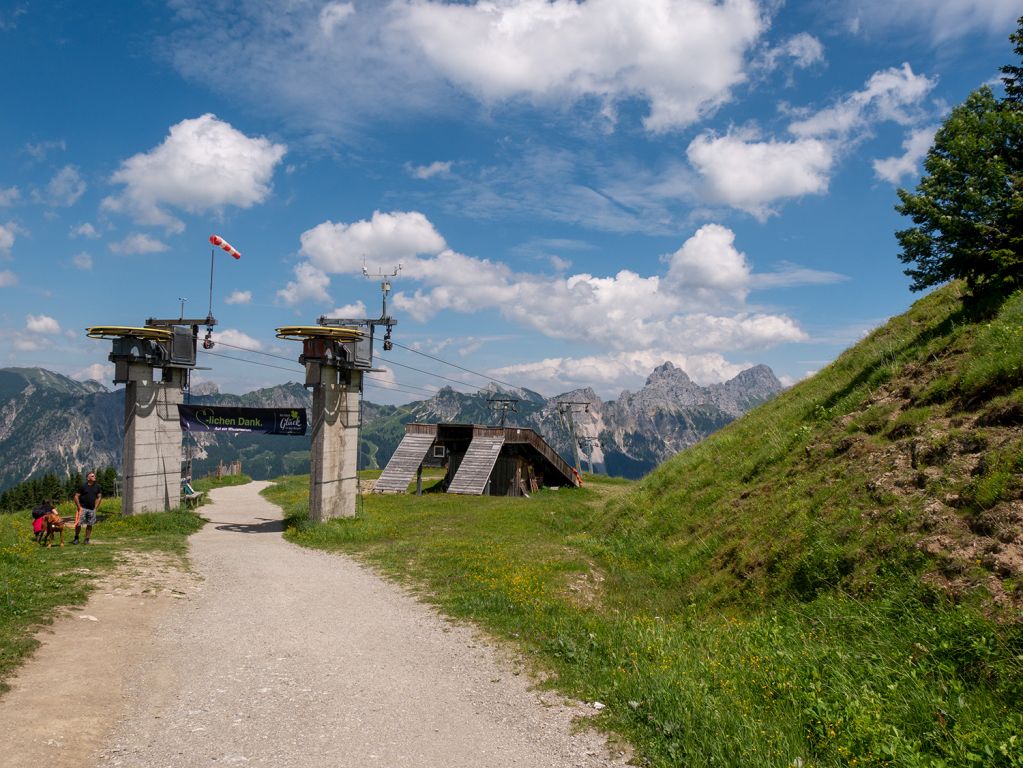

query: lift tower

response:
[276,277,397,521]
[87,313,214,514]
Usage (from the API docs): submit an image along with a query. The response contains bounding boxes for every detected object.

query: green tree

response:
[1001,15,1023,104]
[895,85,1023,297]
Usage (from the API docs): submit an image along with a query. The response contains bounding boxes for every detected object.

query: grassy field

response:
[265,286,1023,768]
[0,475,245,692]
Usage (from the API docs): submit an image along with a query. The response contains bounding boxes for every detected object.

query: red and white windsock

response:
[209,234,241,259]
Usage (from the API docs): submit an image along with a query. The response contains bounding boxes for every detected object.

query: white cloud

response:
[225,290,252,305]
[319,2,355,36]
[687,131,834,219]
[789,64,936,140]
[664,223,752,306]
[408,160,452,180]
[109,233,169,255]
[0,186,19,206]
[167,0,766,136]
[213,329,263,351]
[103,114,286,232]
[327,301,367,318]
[300,210,446,274]
[26,314,61,334]
[0,270,17,287]
[278,263,332,306]
[38,165,86,207]
[760,33,825,73]
[845,0,1020,42]
[397,0,765,132]
[290,214,831,374]
[873,125,938,184]
[13,337,42,352]
[73,362,113,383]
[0,223,14,255]
[70,222,99,239]
[72,252,93,271]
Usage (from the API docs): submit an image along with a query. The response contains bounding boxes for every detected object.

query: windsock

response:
[209,234,241,259]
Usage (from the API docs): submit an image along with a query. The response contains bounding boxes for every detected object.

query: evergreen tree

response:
[896,21,1023,299]
[895,86,1022,297]
[1001,16,1023,105]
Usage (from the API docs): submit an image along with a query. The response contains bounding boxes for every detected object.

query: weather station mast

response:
[276,265,400,521]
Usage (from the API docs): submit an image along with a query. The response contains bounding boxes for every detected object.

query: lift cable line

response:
[197,348,436,398]
[380,337,524,392]
[201,339,441,397]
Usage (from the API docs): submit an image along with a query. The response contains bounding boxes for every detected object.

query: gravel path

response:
[94,482,626,767]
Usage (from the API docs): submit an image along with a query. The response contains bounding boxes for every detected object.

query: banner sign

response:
[178,405,307,436]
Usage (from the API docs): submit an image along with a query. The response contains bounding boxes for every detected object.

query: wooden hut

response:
[375,423,580,496]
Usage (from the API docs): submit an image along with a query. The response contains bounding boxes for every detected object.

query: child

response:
[31,500,52,544]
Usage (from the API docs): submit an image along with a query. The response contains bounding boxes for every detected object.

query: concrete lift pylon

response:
[275,268,399,521]
[86,314,215,515]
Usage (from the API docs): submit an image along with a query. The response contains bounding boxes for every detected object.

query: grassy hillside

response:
[268,284,1023,768]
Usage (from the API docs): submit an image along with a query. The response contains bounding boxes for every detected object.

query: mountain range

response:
[0,363,782,490]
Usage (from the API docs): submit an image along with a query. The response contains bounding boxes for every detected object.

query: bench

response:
[182,482,205,509]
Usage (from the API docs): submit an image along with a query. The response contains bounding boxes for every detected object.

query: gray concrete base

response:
[309,366,362,521]
[122,364,184,515]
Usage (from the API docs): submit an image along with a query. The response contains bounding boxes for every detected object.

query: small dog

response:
[42,511,66,548]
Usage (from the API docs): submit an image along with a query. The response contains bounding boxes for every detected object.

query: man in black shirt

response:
[73,471,102,545]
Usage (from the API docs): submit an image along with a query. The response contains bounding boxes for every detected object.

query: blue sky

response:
[0,1,1018,404]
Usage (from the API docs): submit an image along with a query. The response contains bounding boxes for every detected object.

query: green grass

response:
[0,497,206,692]
[264,285,1023,767]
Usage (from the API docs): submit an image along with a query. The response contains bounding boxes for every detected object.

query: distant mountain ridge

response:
[0,362,782,488]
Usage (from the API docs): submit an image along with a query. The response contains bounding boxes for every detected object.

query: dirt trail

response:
[0,482,627,768]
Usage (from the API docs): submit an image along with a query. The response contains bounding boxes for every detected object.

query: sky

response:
[0,0,1019,405]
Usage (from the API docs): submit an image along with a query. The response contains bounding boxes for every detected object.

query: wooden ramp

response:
[375,433,436,493]
[447,436,505,495]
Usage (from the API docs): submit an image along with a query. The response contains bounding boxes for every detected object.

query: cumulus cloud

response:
[72,252,93,270]
[0,186,19,206]
[408,160,452,179]
[213,329,263,351]
[873,125,938,184]
[278,263,331,306]
[0,270,17,287]
[225,290,252,305]
[70,222,99,238]
[23,139,65,161]
[26,314,61,334]
[102,114,286,232]
[760,33,825,73]
[789,64,936,139]
[73,362,113,383]
[0,223,14,255]
[397,0,765,132]
[687,131,834,219]
[37,165,86,207]
[109,233,169,255]
[686,64,937,217]
[289,213,828,367]
[166,0,767,136]
[300,210,446,273]
[327,301,367,318]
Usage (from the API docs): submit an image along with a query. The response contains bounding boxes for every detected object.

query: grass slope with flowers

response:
[267,282,1023,768]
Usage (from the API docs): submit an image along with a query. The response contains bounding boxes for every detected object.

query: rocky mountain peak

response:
[191,381,220,396]
[645,361,692,387]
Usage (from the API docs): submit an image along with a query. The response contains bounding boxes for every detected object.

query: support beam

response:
[308,365,362,521]
[122,363,185,515]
